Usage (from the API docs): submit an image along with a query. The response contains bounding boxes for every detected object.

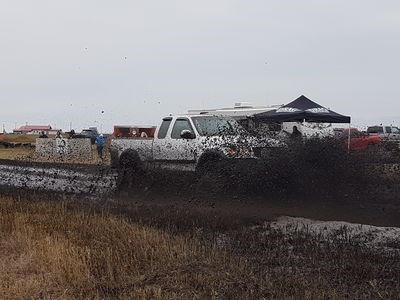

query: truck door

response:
[164,118,197,162]
[153,117,173,161]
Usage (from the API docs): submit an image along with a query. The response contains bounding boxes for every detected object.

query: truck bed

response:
[111,138,154,161]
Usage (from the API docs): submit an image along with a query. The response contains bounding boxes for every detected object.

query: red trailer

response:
[113,125,156,138]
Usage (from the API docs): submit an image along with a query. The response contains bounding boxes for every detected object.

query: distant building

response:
[13,125,59,135]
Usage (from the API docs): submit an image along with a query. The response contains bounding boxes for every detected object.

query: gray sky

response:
[1,0,399,132]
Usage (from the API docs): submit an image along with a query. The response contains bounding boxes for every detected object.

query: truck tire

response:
[196,151,224,176]
[117,149,142,189]
[195,151,230,197]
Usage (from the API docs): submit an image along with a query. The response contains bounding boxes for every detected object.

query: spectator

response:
[68,129,76,139]
[56,130,63,139]
[39,131,48,138]
[291,126,302,140]
[95,134,105,160]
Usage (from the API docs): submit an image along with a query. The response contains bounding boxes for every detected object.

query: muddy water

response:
[0,163,117,195]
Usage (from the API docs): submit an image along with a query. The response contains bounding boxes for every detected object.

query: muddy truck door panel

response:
[159,117,197,162]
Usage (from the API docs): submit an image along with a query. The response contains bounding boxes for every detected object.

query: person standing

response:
[95,134,105,160]
[39,131,48,138]
[56,130,63,139]
[291,126,302,140]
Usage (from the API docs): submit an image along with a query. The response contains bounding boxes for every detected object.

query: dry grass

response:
[0,197,257,299]
[0,148,33,160]
[0,134,37,144]
[0,194,399,299]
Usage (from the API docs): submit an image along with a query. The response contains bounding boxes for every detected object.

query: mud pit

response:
[0,160,117,195]
[1,139,399,225]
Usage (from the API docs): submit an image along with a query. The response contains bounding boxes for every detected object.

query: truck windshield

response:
[192,116,240,137]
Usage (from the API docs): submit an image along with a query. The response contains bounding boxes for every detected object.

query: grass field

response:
[0,135,36,160]
[0,194,399,299]
[0,148,33,160]
[0,134,37,144]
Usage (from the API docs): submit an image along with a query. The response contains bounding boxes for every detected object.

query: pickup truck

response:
[340,128,381,151]
[367,125,400,140]
[110,114,283,179]
[366,125,400,151]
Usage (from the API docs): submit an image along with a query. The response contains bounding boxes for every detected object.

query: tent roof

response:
[254,95,351,123]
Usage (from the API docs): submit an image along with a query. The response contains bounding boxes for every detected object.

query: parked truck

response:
[367,125,400,151]
[367,125,400,140]
[110,114,283,183]
[73,127,99,144]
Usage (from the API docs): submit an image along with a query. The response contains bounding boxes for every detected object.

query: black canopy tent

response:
[254,95,352,152]
[254,95,351,124]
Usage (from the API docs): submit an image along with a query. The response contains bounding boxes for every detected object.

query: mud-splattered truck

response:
[110,114,282,182]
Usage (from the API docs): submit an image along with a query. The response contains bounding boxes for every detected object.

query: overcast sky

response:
[1,0,399,132]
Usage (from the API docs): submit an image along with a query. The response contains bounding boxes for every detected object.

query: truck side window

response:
[385,127,392,134]
[157,118,172,139]
[171,118,194,139]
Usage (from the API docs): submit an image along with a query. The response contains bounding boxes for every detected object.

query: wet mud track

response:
[0,160,117,195]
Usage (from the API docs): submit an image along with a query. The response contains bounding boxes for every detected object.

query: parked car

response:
[73,127,99,144]
[110,114,284,177]
[339,128,381,151]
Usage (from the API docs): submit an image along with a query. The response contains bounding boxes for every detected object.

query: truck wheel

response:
[196,152,224,176]
[117,150,142,189]
[195,152,229,196]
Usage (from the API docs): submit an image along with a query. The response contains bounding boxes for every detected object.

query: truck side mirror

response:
[180,130,195,139]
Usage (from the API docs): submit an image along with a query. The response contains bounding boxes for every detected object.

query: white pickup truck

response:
[110,114,282,178]
[366,125,400,141]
